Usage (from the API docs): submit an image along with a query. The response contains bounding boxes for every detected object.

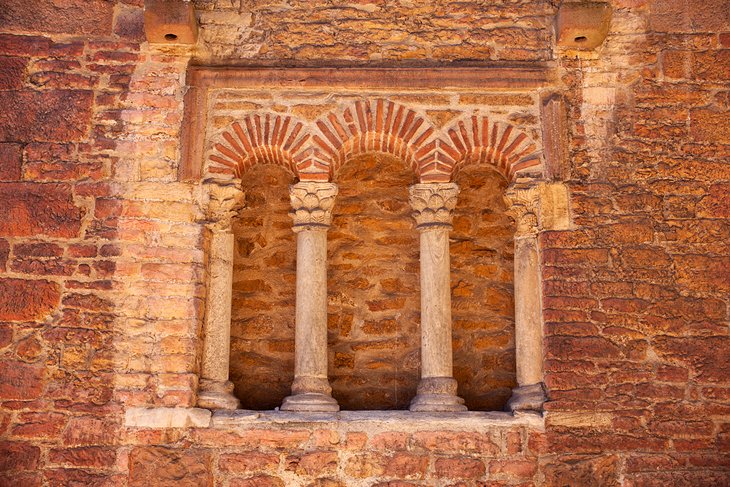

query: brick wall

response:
[0,0,728,486]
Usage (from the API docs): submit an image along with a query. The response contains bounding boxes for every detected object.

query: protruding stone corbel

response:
[144,0,198,45]
[504,184,547,413]
[198,180,244,410]
[409,183,467,412]
[281,182,340,412]
[556,2,612,50]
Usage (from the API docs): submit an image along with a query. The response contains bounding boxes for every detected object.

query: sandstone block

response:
[0,56,26,90]
[434,456,486,479]
[0,143,20,181]
[0,90,93,142]
[0,184,83,237]
[145,0,198,44]
[0,360,44,400]
[0,0,113,35]
[129,446,213,487]
[0,441,40,472]
[0,278,60,321]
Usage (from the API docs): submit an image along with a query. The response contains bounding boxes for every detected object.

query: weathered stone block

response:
[0,0,114,36]
[129,447,213,487]
[0,278,60,321]
[0,360,45,400]
[0,183,83,238]
[145,0,198,44]
[0,90,93,142]
[556,2,612,49]
[0,143,21,181]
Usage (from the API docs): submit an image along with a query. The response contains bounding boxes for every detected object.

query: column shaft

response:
[419,228,454,379]
[201,230,235,382]
[291,230,330,393]
[280,182,339,412]
[408,183,466,412]
[198,181,244,411]
[514,235,543,386]
[504,185,547,413]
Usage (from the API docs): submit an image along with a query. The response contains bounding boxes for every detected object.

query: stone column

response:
[504,186,547,412]
[280,182,340,412]
[408,183,467,412]
[198,181,244,410]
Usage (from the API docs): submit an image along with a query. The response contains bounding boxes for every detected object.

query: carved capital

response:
[204,180,244,232]
[504,185,541,237]
[289,182,338,230]
[408,183,459,229]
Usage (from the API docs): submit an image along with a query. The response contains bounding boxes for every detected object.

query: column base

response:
[197,379,240,410]
[506,383,546,413]
[280,393,340,412]
[409,377,467,412]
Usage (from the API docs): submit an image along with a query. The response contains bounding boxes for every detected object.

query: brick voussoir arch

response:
[430,115,543,182]
[311,99,440,179]
[207,112,325,180]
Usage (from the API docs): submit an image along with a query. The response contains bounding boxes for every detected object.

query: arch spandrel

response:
[205,104,543,186]
[206,112,320,180]
[311,99,441,181]
[431,115,544,183]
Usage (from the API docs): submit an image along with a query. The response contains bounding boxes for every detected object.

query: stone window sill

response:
[124,407,544,430]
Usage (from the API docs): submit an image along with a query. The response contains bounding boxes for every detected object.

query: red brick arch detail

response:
[430,115,543,182]
[311,99,440,178]
[206,112,325,180]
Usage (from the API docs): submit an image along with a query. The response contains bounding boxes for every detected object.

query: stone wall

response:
[0,0,728,486]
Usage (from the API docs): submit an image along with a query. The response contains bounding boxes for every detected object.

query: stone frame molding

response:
[190,66,570,415]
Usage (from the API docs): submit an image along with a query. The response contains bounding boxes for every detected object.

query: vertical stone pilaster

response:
[504,185,547,413]
[198,181,243,410]
[408,183,467,412]
[280,182,340,412]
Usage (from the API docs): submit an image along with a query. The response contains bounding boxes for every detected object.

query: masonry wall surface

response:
[0,1,728,486]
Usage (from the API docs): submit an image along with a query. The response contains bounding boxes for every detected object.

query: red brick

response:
[0,0,114,36]
[0,90,93,142]
[0,278,60,321]
[0,441,40,471]
[434,457,486,479]
[369,432,410,450]
[48,446,116,467]
[547,336,623,360]
[286,451,338,476]
[0,56,26,90]
[220,452,280,473]
[11,412,66,438]
[0,34,50,56]
[488,459,538,478]
[62,416,118,446]
[691,108,730,144]
[230,476,284,487]
[129,447,213,487]
[412,431,499,454]
[697,182,730,218]
[0,183,83,237]
[383,452,429,479]
[0,143,21,180]
[0,238,8,271]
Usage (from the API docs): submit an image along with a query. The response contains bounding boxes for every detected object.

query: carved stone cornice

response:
[204,179,244,232]
[504,185,541,237]
[289,182,338,231]
[408,183,460,229]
